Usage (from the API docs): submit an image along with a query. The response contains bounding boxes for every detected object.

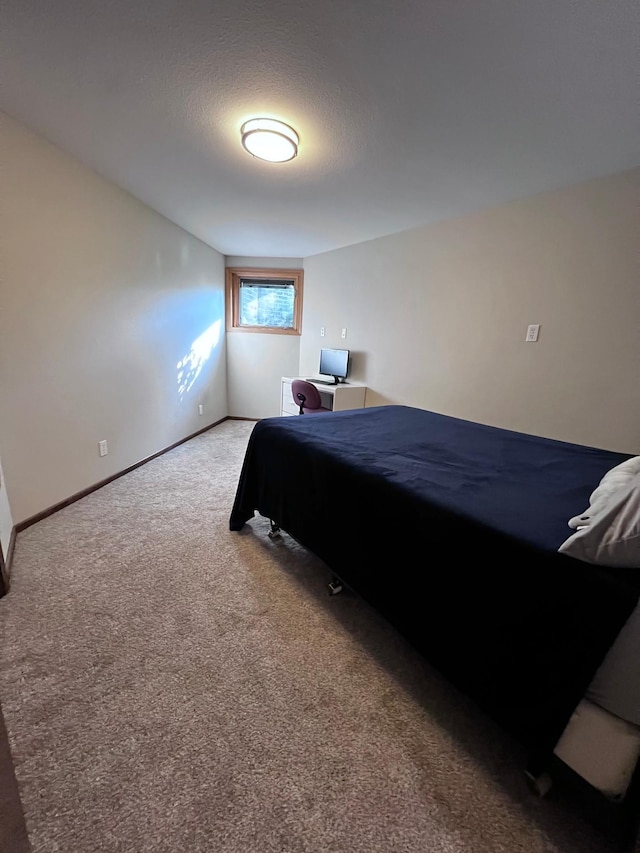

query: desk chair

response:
[291,379,331,415]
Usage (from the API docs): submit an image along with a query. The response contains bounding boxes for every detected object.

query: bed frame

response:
[229,404,640,846]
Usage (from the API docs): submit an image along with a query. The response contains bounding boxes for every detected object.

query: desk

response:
[281,377,367,416]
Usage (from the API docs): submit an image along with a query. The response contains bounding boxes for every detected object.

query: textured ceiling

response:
[1,0,639,257]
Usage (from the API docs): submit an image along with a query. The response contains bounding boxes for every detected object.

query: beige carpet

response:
[0,418,632,852]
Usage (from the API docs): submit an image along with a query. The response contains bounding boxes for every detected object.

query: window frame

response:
[225,267,304,335]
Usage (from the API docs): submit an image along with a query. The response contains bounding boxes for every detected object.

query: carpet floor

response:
[0,418,635,852]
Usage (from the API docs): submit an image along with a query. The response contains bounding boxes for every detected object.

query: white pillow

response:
[559,474,640,567]
[568,456,640,529]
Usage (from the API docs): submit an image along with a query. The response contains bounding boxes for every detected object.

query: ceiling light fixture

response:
[241,118,299,163]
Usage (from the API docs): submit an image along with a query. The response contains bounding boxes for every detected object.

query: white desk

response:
[281,377,367,416]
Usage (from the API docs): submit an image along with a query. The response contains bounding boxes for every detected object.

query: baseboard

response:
[15,417,229,535]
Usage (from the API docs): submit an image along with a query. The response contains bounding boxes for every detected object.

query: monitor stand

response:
[308,377,338,385]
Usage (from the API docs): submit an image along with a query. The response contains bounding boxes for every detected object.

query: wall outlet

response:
[198,404,204,415]
[341,328,347,339]
[525,324,540,342]
[320,326,325,337]
[98,440,108,457]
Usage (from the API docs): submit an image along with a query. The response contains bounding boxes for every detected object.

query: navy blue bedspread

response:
[230,405,640,762]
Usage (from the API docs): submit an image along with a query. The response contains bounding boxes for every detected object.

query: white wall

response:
[0,111,227,523]
[225,256,303,418]
[0,456,13,557]
[302,168,640,453]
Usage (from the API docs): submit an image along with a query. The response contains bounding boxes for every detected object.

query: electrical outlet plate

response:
[341,328,347,339]
[98,440,108,457]
[320,326,325,337]
[526,324,540,342]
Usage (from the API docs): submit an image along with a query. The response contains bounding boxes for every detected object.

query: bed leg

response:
[268,520,281,539]
[524,766,553,798]
[328,576,343,596]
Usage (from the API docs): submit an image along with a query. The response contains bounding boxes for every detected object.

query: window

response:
[225,268,303,335]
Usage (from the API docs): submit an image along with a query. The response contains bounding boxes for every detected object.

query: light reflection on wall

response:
[176,319,222,399]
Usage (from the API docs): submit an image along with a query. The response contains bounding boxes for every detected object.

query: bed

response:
[229,404,640,839]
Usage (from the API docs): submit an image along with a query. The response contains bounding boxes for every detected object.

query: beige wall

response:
[302,168,640,453]
[2,108,637,532]
[225,256,303,419]
[0,112,227,524]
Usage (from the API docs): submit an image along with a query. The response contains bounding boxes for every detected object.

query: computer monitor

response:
[319,348,349,384]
